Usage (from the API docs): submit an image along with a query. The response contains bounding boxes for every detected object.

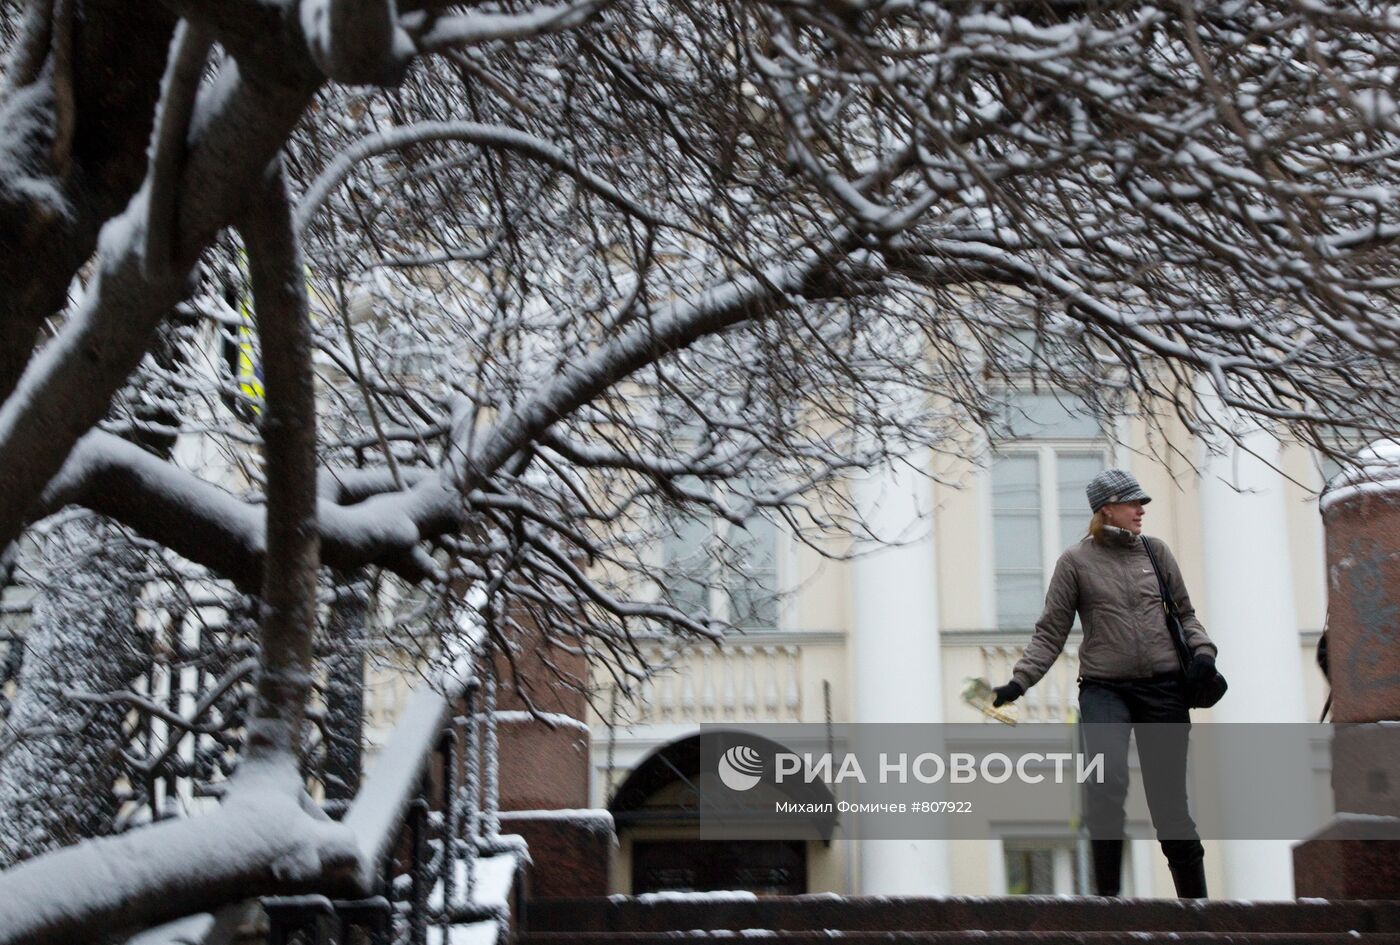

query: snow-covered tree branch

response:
[1,0,1398,936]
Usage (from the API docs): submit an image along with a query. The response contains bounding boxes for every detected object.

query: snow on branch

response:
[295,119,669,234]
[343,640,475,881]
[405,0,614,53]
[452,227,858,492]
[37,430,456,589]
[299,0,414,86]
[5,5,1400,934]
[143,20,213,279]
[0,759,362,945]
[0,38,323,563]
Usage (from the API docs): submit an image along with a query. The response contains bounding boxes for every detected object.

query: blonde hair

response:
[1088,509,1108,542]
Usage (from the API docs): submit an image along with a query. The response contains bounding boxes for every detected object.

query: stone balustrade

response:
[602,631,846,726]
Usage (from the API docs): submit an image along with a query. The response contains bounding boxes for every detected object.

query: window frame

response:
[979,395,1122,631]
[656,485,786,632]
[990,832,1149,896]
[1001,836,1083,895]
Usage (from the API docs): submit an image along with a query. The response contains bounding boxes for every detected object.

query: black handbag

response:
[1141,536,1228,709]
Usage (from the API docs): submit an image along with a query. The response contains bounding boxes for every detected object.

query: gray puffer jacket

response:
[1011,526,1216,691]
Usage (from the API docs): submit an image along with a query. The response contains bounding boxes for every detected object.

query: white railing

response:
[635,643,800,722]
[619,631,843,725]
[976,641,1081,722]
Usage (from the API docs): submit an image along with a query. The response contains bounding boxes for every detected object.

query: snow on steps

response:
[224,849,525,945]
[522,895,1400,943]
[522,934,1400,944]
[425,844,526,945]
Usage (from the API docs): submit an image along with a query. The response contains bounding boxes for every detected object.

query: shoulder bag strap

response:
[1140,535,1192,671]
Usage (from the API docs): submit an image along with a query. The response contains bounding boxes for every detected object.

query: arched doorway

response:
[608,731,838,895]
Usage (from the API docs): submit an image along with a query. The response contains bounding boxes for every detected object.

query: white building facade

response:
[591,392,1334,900]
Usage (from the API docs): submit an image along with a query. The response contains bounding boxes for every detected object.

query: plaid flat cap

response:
[1086,468,1152,512]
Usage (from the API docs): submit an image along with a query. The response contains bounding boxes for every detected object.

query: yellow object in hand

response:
[961,677,1018,725]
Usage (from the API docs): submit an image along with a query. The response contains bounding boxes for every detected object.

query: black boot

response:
[1168,858,1208,898]
[1091,838,1123,896]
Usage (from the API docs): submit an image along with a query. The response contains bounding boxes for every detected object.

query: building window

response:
[1003,838,1086,895]
[662,502,714,620]
[660,484,781,631]
[990,393,1109,630]
[726,513,778,629]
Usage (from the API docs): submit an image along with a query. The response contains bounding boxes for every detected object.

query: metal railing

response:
[126,656,512,945]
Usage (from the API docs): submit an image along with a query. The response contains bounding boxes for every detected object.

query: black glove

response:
[992,681,1024,707]
[1186,651,1216,687]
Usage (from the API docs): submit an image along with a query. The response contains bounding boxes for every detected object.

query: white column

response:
[851,454,951,894]
[986,839,1008,894]
[1129,838,1153,897]
[1198,390,1309,900]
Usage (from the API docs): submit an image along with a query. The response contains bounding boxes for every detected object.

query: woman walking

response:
[991,468,1218,898]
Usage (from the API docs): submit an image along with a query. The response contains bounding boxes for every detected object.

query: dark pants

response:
[1078,673,1204,870]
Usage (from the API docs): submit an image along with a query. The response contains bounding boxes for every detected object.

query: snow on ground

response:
[427,844,523,911]
[489,709,590,732]
[124,914,216,945]
[426,843,525,945]
[624,890,761,903]
[429,923,500,945]
[498,808,614,828]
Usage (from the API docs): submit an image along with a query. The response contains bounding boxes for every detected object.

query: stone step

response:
[521,934,1400,945]
[524,896,1400,936]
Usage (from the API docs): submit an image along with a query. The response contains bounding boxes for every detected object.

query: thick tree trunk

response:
[0,18,320,561]
[0,0,176,400]
[0,163,357,945]
[240,164,322,763]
